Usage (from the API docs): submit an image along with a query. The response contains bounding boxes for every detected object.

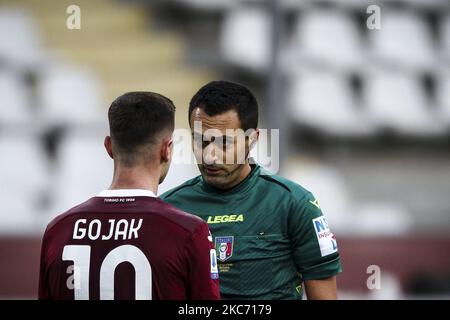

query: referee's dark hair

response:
[108,91,175,166]
[189,81,259,131]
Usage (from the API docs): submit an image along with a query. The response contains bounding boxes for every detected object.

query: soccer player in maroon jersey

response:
[38,92,220,300]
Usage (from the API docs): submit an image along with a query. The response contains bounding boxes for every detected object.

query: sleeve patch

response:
[312,216,338,257]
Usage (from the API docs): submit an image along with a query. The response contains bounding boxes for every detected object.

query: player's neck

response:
[109,165,159,195]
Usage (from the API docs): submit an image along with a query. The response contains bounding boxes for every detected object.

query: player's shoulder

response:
[155,198,207,234]
[258,167,313,203]
[160,175,203,200]
[44,196,206,237]
[44,198,96,237]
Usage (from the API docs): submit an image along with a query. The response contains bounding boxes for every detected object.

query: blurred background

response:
[0,0,450,299]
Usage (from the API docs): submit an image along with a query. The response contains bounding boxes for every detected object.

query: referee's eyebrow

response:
[192,132,235,142]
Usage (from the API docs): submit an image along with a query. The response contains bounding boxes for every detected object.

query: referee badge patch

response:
[215,236,234,262]
[312,216,338,257]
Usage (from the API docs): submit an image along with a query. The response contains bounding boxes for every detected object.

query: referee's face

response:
[190,107,252,190]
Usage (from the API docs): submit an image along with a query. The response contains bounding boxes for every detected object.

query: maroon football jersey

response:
[39,189,220,300]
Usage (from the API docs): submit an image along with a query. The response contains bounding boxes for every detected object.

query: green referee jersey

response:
[161,164,342,299]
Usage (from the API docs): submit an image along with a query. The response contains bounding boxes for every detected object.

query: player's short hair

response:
[108,91,175,166]
[189,81,259,131]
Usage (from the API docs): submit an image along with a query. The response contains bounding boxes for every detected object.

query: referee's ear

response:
[104,136,114,159]
[249,129,260,150]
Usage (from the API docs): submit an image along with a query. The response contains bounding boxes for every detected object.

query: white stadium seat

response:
[369,10,436,72]
[288,9,364,72]
[170,0,307,11]
[158,132,200,195]
[393,0,449,10]
[355,202,414,236]
[440,14,450,61]
[283,162,352,233]
[0,134,49,234]
[435,72,450,127]
[47,132,113,221]
[37,64,105,127]
[283,162,415,236]
[0,8,43,70]
[170,0,237,11]
[287,69,374,137]
[0,71,31,125]
[363,70,444,136]
[220,7,271,72]
[307,0,372,10]
[159,162,200,195]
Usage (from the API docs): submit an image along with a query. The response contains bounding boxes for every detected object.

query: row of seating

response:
[221,7,450,74]
[0,66,105,127]
[287,69,450,137]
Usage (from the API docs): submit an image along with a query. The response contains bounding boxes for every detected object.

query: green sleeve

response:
[288,192,342,281]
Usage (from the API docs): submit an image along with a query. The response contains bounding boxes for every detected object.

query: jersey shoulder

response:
[45,196,206,238]
[44,198,96,236]
[155,198,207,233]
[258,168,313,204]
[160,175,202,200]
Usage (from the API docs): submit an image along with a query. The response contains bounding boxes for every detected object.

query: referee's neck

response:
[217,162,253,191]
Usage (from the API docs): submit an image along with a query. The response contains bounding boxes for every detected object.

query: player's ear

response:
[161,137,173,163]
[104,136,114,159]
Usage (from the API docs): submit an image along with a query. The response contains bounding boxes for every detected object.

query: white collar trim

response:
[96,189,157,198]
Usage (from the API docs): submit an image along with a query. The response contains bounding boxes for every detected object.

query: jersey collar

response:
[96,189,157,198]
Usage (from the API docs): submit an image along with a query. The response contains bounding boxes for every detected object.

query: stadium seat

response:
[220,7,271,72]
[47,131,113,221]
[169,0,237,11]
[307,0,371,10]
[355,202,414,236]
[369,10,436,72]
[158,130,200,194]
[0,8,43,71]
[0,70,31,125]
[287,9,364,72]
[363,70,444,136]
[287,69,374,137]
[0,134,49,234]
[440,13,450,61]
[159,162,200,195]
[284,162,415,236]
[37,64,105,128]
[170,0,307,11]
[398,0,449,10]
[435,72,450,128]
[283,162,353,233]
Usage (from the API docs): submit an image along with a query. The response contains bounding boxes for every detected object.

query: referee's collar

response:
[96,189,157,198]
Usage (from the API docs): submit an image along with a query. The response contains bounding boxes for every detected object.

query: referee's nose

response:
[203,143,221,165]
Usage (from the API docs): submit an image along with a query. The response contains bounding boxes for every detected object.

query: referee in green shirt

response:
[162,81,342,300]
